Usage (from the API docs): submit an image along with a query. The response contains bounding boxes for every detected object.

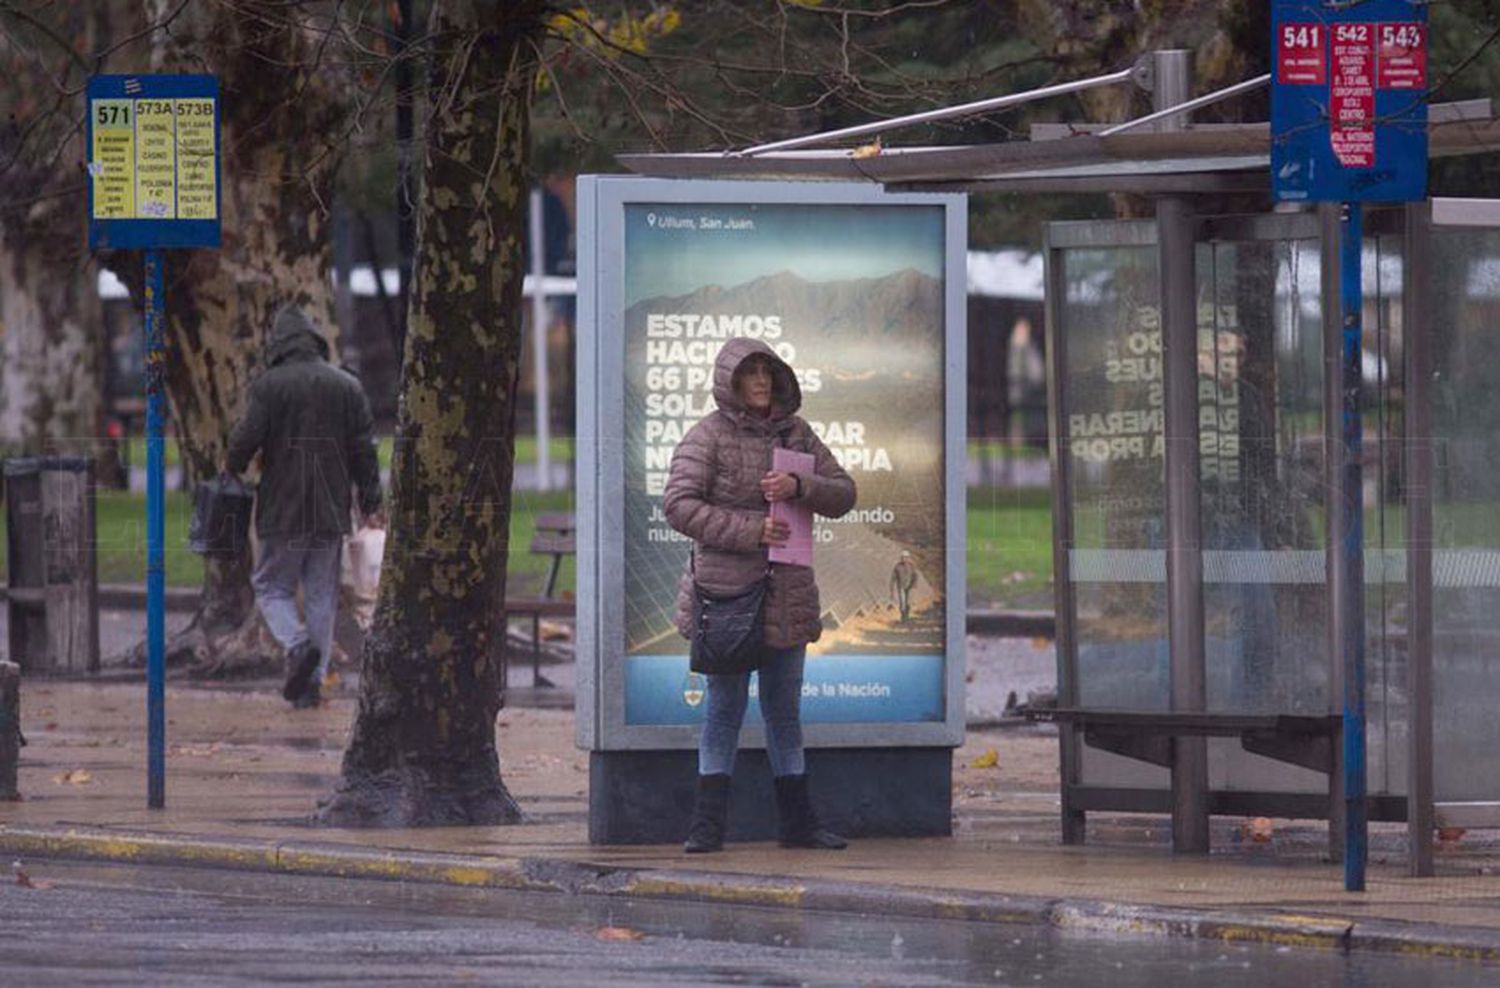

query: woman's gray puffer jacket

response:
[663,337,857,649]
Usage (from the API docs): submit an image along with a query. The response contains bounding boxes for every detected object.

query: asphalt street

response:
[1,860,1495,987]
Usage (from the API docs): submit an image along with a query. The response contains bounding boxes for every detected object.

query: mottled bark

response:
[105,2,351,676]
[0,227,102,456]
[320,1,544,827]
[0,4,108,460]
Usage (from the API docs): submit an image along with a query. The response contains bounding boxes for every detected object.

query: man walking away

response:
[227,304,383,708]
[890,551,918,623]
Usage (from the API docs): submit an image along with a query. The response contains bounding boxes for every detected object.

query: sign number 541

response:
[1282,24,1320,49]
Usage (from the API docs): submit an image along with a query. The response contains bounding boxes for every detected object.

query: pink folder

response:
[769,448,815,567]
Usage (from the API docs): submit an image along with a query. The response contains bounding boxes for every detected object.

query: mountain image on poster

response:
[624,267,945,660]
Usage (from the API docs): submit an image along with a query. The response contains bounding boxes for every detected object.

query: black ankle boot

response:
[282,642,321,702]
[683,773,731,853]
[774,774,847,850]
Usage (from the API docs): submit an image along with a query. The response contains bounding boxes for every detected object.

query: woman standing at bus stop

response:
[663,337,857,854]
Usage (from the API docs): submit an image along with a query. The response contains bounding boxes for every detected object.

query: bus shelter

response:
[619,51,1500,875]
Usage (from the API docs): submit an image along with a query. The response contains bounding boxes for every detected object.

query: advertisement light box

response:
[577,178,967,751]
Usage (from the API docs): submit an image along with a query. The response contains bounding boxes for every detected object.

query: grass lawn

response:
[0,486,1057,608]
[123,435,576,472]
[968,487,1054,609]
[0,489,578,596]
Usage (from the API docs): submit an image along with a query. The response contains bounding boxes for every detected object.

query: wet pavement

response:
[7,674,1500,942]
[7,623,1500,976]
[3,859,1495,987]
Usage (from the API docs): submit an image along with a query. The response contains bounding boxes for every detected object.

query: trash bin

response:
[4,457,99,674]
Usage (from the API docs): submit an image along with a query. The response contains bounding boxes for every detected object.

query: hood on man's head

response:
[711,336,801,419]
[267,304,330,365]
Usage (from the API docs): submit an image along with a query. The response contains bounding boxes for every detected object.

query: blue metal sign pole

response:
[144,249,167,810]
[1338,204,1366,892]
[1272,0,1427,893]
[88,73,220,810]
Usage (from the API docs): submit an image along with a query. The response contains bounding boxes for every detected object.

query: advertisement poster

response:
[619,202,948,726]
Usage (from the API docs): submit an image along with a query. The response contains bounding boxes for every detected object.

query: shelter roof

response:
[617,100,1499,195]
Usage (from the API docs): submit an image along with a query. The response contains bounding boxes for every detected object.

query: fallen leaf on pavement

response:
[13,862,53,890]
[51,769,93,785]
[594,926,645,942]
[969,748,999,769]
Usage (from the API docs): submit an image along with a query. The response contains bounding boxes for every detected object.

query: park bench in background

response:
[501,511,575,691]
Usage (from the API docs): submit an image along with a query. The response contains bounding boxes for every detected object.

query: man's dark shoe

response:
[774,774,847,850]
[683,773,731,853]
[291,679,322,710]
[282,642,321,702]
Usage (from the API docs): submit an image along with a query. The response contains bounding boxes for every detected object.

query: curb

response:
[4,823,1499,963]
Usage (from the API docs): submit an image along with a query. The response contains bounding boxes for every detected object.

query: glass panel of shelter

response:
[1050,211,1410,800]
[1428,223,1500,804]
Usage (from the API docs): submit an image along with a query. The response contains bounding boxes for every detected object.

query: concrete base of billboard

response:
[588,747,953,845]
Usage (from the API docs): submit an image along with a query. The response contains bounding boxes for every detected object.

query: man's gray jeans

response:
[252,536,341,682]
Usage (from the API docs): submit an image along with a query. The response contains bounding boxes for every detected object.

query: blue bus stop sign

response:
[86,74,221,249]
[86,73,221,809]
[1271,0,1428,203]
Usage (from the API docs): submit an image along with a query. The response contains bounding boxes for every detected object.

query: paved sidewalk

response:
[4,677,1500,964]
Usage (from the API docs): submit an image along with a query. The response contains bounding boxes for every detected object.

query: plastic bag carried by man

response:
[226,304,383,709]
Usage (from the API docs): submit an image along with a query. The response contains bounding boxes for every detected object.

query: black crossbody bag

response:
[688,549,770,675]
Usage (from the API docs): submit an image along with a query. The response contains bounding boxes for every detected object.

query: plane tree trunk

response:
[0,4,110,466]
[319,1,544,827]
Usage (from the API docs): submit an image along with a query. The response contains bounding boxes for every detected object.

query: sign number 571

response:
[96,103,131,126]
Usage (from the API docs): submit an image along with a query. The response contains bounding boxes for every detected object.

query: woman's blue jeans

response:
[698,645,806,778]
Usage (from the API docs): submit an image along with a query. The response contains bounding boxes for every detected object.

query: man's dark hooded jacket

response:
[227,306,382,539]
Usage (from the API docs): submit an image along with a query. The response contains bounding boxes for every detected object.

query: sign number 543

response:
[1381,23,1422,50]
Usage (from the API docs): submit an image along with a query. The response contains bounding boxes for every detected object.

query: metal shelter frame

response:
[616,51,1500,877]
